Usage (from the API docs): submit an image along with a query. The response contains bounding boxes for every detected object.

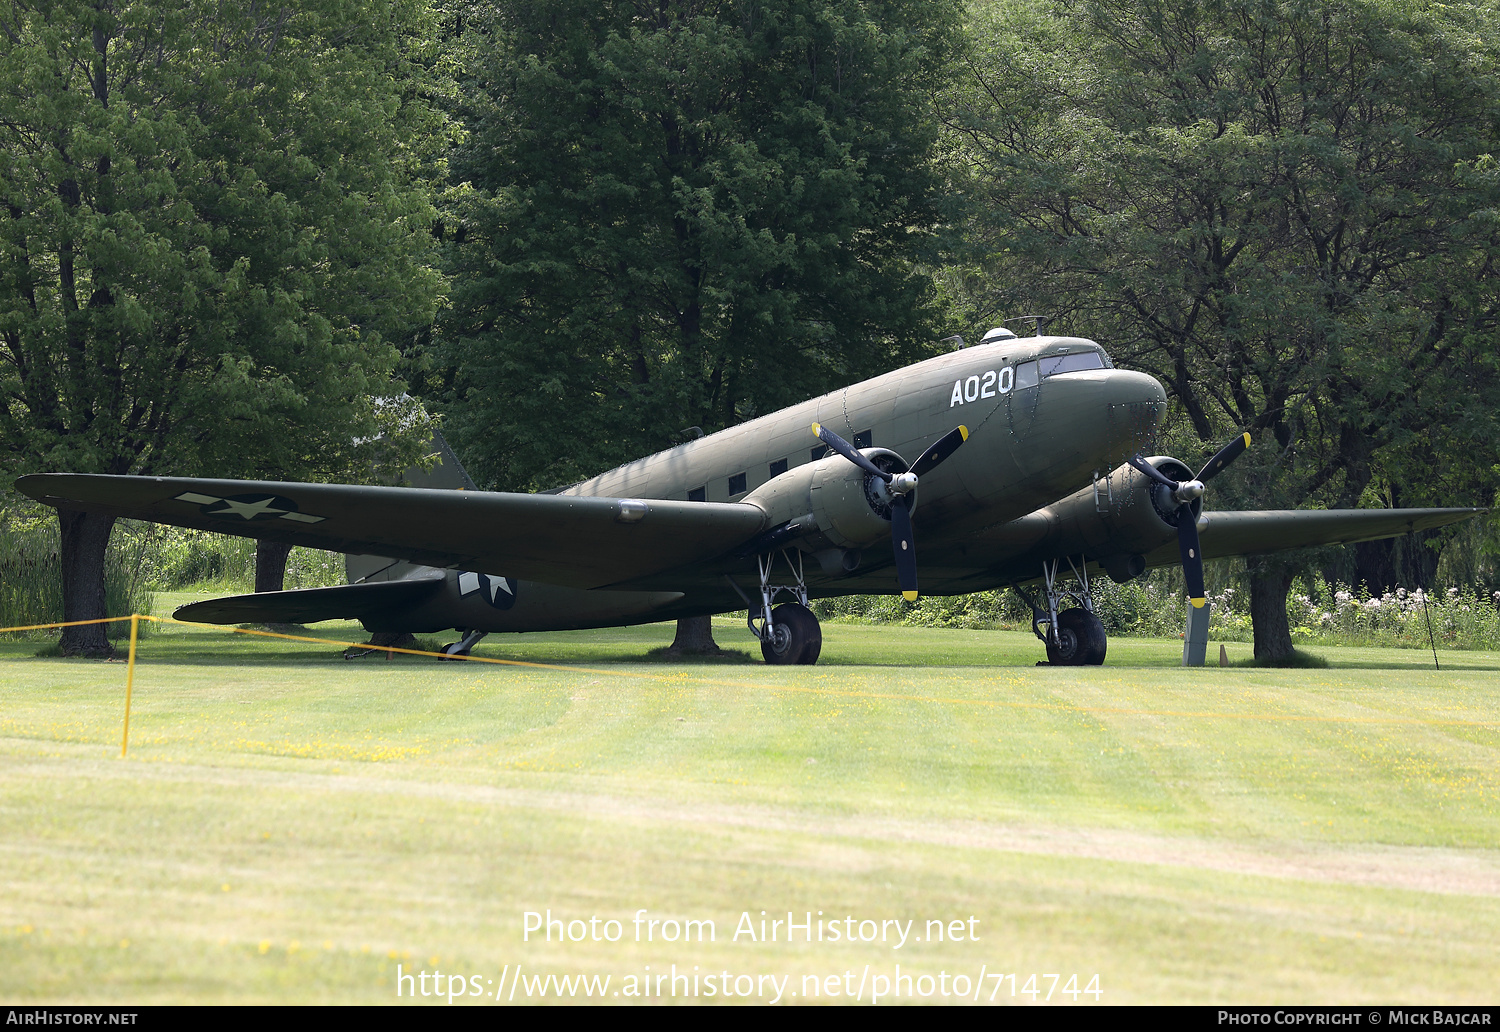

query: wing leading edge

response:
[1142,507,1486,570]
[15,474,768,590]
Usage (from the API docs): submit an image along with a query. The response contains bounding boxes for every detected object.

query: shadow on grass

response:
[1233,648,1330,669]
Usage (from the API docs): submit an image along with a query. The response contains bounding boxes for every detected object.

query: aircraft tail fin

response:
[346,426,475,585]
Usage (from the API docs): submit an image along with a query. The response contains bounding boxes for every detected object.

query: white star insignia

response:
[175,491,326,524]
[212,496,291,520]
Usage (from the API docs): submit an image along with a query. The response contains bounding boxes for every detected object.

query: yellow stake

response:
[121,613,139,759]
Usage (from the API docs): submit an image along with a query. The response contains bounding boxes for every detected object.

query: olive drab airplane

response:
[15,327,1485,667]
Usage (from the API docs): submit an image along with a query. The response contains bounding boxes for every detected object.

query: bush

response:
[811,575,1500,651]
[0,515,156,641]
[0,510,347,640]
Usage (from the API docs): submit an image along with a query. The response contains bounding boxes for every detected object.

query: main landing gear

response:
[438,627,488,660]
[728,550,823,665]
[1013,556,1107,666]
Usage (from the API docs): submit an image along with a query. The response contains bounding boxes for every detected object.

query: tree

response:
[946,0,1500,658]
[437,0,962,492]
[0,0,449,653]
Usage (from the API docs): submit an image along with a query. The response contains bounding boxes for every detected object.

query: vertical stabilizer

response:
[346,427,476,584]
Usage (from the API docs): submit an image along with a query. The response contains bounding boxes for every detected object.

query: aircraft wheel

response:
[1047,607,1107,666]
[761,603,821,665]
[437,642,471,661]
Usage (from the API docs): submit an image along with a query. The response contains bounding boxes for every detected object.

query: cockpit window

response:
[1015,351,1106,389]
[1039,352,1105,377]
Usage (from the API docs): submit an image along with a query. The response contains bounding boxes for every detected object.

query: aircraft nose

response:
[1102,368,1168,453]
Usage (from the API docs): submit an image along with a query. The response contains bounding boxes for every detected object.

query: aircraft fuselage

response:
[366,335,1169,634]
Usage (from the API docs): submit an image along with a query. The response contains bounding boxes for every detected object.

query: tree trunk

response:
[255,540,294,593]
[58,509,117,657]
[1248,557,1295,662]
[665,615,721,655]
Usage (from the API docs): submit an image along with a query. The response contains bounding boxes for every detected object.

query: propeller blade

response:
[1197,432,1251,483]
[1127,453,1179,489]
[1176,504,1207,610]
[908,425,969,479]
[812,422,890,481]
[890,495,919,601]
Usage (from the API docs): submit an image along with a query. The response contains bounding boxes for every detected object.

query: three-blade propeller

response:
[812,422,969,601]
[1126,433,1251,610]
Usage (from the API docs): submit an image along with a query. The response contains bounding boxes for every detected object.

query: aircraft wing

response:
[14,474,768,590]
[1142,507,1486,569]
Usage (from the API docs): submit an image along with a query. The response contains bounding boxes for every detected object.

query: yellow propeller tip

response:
[902,591,919,602]
[958,426,969,440]
[1190,597,1208,608]
[1242,432,1251,446]
[811,422,822,435]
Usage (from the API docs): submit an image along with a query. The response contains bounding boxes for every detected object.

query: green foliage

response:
[124,528,345,594]
[0,509,153,640]
[438,0,964,490]
[0,500,347,638]
[813,575,1500,650]
[944,0,1500,611]
[0,0,449,483]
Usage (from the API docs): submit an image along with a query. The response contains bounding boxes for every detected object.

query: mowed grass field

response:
[2,595,1499,1005]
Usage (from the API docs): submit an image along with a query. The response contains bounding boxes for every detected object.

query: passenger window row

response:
[688,428,874,501]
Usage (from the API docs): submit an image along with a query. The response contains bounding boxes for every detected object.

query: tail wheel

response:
[1046,607,1107,666]
[761,603,822,665]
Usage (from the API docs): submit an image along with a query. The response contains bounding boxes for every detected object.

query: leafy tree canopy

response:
[0,0,450,484]
[0,0,452,652]
[438,0,962,491]
[945,0,1500,653]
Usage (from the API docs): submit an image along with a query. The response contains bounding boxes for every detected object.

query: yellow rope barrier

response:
[122,614,138,758]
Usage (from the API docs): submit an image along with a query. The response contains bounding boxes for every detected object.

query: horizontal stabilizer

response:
[174,575,443,626]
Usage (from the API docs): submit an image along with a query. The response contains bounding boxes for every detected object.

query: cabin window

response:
[769,458,788,478]
[854,429,872,449]
[1015,361,1039,390]
[728,472,746,495]
[811,445,829,461]
[688,486,706,502]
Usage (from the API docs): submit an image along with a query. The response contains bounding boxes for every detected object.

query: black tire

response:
[761,603,821,665]
[437,642,471,661]
[1046,607,1108,666]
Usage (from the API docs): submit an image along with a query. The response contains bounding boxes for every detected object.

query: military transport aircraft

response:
[15,327,1484,666]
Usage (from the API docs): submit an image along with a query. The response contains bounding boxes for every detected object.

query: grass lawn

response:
[2,594,1498,1004]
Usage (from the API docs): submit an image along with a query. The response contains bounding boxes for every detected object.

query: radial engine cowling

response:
[996,456,1198,582]
[741,448,911,550]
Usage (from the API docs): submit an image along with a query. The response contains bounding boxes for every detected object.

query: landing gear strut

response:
[438,628,488,660]
[1013,556,1107,666]
[728,550,822,665]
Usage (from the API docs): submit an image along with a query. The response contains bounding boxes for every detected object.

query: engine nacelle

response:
[984,456,1197,582]
[742,448,910,550]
